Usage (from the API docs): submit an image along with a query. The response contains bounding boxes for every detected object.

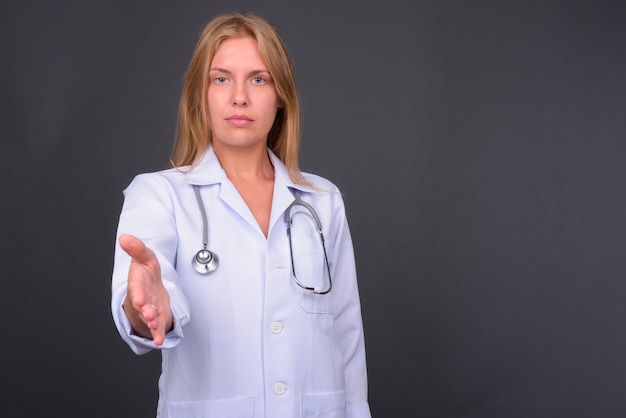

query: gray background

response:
[2,1,625,417]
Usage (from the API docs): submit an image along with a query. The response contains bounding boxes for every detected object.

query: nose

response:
[232,82,248,106]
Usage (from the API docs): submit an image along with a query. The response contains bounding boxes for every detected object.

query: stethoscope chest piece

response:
[192,249,219,274]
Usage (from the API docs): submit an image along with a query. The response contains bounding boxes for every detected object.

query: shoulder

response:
[299,171,348,213]
[300,172,341,194]
[124,166,190,199]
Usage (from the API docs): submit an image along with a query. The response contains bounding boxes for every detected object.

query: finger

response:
[127,265,152,308]
[119,234,157,266]
[128,274,148,310]
[140,303,159,323]
[142,305,166,346]
[136,303,159,332]
[152,328,166,346]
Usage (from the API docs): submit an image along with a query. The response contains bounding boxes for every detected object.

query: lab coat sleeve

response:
[328,191,372,418]
[111,173,190,355]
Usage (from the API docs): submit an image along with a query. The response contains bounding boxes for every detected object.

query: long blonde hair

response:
[170,11,304,183]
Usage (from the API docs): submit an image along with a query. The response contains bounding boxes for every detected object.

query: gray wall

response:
[2,1,625,416]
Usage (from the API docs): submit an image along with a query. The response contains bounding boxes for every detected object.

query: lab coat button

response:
[271,322,283,334]
[273,382,286,396]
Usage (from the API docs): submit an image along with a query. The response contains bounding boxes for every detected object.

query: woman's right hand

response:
[119,234,173,346]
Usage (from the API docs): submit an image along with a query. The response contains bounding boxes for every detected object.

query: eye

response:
[252,76,265,85]
[215,76,228,84]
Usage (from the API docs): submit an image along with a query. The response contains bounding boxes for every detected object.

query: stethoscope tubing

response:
[284,190,333,294]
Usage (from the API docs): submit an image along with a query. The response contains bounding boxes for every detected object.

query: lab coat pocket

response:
[301,391,346,418]
[289,213,333,314]
[297,286,333,314]
[166,396,254,417]
[292,244,332,313]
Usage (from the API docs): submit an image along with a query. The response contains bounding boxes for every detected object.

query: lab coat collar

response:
[184,146,317,194]
[184,146,316,237]
[184,147,226,186]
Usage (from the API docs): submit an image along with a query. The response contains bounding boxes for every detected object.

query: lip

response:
[225,114,253,127]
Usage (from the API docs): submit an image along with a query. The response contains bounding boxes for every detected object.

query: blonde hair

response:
[170,11,304,183]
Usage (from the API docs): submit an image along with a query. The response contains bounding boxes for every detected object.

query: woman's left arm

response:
[329,193,372,418]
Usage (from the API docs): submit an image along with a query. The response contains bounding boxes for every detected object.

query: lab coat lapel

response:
[268,151,316,235]
[186,147,314,236]
[186,147,262,234]
[269,181,295,234]
[219,178,261,233]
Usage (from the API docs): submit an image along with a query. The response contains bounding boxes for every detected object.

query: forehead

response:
[210,36,267,69]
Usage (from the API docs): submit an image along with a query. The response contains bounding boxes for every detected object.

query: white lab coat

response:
[111,147,371,418]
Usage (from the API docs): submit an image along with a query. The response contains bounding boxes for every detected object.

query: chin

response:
[214,138,267,149]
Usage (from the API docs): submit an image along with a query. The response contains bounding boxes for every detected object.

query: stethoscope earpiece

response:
[192,249,219,274]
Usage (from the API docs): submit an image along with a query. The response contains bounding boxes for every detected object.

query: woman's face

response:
[207,36,281,152]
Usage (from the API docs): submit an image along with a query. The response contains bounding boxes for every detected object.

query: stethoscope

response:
[191,185,332,294]
[191,185,219,274]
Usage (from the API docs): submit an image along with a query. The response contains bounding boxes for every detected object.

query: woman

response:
[111,11,371,418]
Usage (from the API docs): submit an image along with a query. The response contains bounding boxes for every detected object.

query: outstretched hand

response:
[119,234,173,346]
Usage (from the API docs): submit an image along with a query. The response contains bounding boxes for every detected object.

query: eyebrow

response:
[209,67,270,75]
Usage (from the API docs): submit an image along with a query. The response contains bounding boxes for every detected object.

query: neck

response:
[212,142,274,181]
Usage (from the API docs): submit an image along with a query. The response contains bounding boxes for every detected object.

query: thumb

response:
[119,233,155,265]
